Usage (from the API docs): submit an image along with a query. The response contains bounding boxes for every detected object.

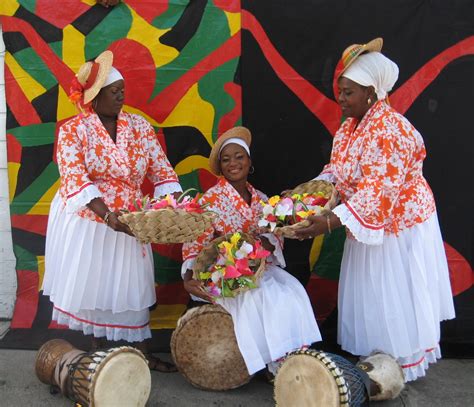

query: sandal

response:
[145,354,178,373]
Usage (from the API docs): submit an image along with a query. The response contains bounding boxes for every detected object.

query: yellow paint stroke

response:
[7,163,20,204]
[5,53,46,102]
[123,105,160,127]
[126,5,179,69]
[0,1,20,16]
[126,84,214,147]
[224,11,241,37]
[309,234,324,270]
[27,179,60,215]
[37,255,45,291]
[160,84,215,146]
[175,155,211,176]
[62,25,86,74]
[149,304,186,329]
[81,0,96,6]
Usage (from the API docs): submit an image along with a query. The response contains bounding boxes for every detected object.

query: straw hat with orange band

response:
[338,37,399,102]
[68,50,123,111]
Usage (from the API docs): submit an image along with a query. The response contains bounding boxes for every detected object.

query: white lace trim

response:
[52,309,151,343]
[65,184,102,214]
[261,233,286,268]
[154,181,182,198]
[333,203,384,245]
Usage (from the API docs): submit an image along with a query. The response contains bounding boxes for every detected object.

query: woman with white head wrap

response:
[295,39,455,386]
[42,51,182,372]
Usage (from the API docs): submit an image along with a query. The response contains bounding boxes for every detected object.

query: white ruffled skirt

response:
[337,212,455,381]
[217,265,322,375]
[42,193,156,342]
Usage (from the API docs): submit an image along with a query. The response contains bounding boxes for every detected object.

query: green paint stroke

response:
[197,57,240,142]
[152,1,230,98]
[84,4,132,60]
[312,227,346,280]
[11,161,59,215]
[152,0,188,29]
[13,244,38,272]
[12,47,57,90]
[8,123,56,147]
[153,252,182,284]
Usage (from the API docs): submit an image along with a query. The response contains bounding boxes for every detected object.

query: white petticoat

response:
[43,192,156,342]
[337,212,455,381]
[217,266,322,375]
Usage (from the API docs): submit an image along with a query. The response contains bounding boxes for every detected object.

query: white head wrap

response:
[102,67,124,88]
[218,137,250,158]
[342,52,399,100]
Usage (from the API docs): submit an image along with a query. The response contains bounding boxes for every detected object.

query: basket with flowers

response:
[118,189,214,244]
[193,232,271,299]
[258,180,338,238]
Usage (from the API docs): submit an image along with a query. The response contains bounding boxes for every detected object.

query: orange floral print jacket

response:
[318,101,435,244]
[57,111,180,223]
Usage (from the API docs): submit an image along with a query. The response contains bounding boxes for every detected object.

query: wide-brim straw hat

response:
[338,37,383,78]
[76,50,114,104]
[209,126,252,175]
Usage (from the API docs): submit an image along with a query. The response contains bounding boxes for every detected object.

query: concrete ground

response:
[0,349,473,406]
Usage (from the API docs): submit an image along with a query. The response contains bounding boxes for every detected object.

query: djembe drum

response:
[274,349,370,406]
[171,304,251,391]
[35,340,151,406]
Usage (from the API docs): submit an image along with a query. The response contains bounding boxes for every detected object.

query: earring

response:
[249,165,255,175]
[92,99,98,110]
[367,97,372,105]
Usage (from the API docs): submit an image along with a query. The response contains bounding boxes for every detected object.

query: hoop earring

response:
[249,165,255,175]
[367,97,372,105]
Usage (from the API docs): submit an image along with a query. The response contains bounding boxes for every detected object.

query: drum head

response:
[274,353,343,407]
[171,304,251,391]
[90,347,151,407]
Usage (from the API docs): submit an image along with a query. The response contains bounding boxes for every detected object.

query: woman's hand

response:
[259,236,275,252]
[183,270,213,302]
[183,278,214,302]
[107,212,134,236]
[294,215,328,240]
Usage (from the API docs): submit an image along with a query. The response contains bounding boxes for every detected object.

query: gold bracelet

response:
[326,214,332,234]
[103,211,113,225]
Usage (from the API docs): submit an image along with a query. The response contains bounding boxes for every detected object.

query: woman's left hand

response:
[107,212,134,236]
[259,236,275,252]
[294,215,328,240]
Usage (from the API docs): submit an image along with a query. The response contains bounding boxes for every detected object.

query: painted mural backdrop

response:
[0,0,241,338]
[1,0,473,352]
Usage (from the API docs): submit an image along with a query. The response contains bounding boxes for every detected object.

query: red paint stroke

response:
[242,10,340,135]
[155,281,189,305]
[35,0,91,29]
[145,32,241,122]
[10,270,39,329]
[198,168,218,192]
[214,0,241,13]
[218,82,242,135]
[48,320,68,329]
[126,0,169,24]
[391,36,474,114]
[445,242,473,296]
[306,274,338,323]
[4,65,42,126]
[109,39,156,107]
[6,134,22,164]
[3,17,75,93]
[11,215,48,236]
[152,243,183,263]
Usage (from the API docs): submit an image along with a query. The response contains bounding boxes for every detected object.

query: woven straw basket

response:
[193,233,266,298]
[119,209,214,244]
[274,180,338,239]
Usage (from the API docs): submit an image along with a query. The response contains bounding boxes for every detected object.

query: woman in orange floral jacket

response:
[296,39,455,381]
[42,51,181,371]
